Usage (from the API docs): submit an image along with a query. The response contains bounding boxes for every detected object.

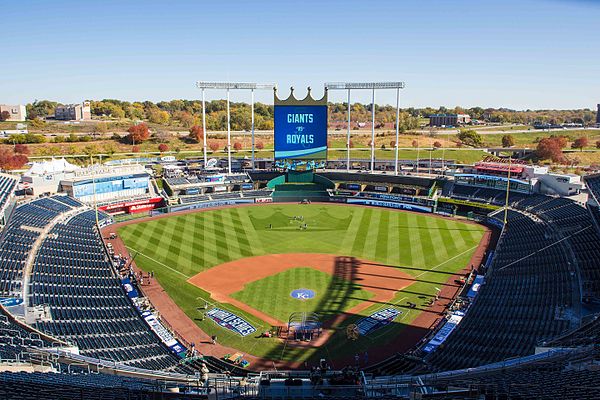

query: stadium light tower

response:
[325,82,405,174]
[196,82,276,173]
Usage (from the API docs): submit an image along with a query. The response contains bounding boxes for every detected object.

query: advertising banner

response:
[170,199,254,213]
[274,105,328,160]
[141,310,186,356]
[422,312,464,353]
[0,298,24,307]
[358,192,433,206]
[120,278,139,299]
[99,197,163,214]
[467,275,484,299]
[206,308,256,337]
[329,196,348,203]
[347,198,432,213]
[355,308,401,336]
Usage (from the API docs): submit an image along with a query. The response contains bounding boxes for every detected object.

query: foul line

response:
[124,245,191,279]
[414,245,478,279]
[363,245,477,343]
[125,245,271,334]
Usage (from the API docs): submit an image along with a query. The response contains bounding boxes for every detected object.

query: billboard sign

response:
[346,198,432,213]
[206,308,256,337]
[274,105,327,160]
[355,308,401,336]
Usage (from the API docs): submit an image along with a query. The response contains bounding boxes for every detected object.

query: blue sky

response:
[1,0,599,109]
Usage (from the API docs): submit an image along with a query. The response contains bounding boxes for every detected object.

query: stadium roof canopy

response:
[24,158,80,176]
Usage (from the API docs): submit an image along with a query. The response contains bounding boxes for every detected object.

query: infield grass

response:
[230,267,374,323]
[118,204,485,363]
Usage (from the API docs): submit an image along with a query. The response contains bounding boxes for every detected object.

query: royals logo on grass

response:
[206,308,256,337]
[290,288,316,300]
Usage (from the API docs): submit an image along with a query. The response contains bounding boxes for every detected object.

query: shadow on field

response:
[264,256,444,371]
[361,262,460,275]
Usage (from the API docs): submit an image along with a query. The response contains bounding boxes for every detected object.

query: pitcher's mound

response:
[187,253,413,327]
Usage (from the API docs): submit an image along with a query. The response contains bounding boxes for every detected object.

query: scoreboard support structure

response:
[325,82,406,175]
[196,82,276,172]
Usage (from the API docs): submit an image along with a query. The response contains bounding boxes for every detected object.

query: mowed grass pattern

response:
[119,204,483,277]
[230,267,374,323]
[118,204,485,361]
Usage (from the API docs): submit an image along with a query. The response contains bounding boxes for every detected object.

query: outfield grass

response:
[118,204,485,362]
[230,267,373,323]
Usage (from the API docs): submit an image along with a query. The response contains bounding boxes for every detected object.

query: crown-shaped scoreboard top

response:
[274,86,328,106]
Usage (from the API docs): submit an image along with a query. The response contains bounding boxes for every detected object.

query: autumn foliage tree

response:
[412,140,419,148]
[127,123,150,144]
[14,144,30,155]
[233,142,242,151]
[131,145,140,153]
[0,111,10,122]
[501,134,515,147]
[189,125,204,143]
[209,142,219,152]
[0,148,29,170]
[255,141,264,150]
[596,141,600,149]
[571,137,588,151]
[390,141,396,148]
[536,137,566,163]
[457,129,483,147]
[433,141,442,148]
[158,143,169,153]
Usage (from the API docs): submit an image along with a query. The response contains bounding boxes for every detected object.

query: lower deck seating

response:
[450,184,526,205]
[241,190,272,198]
[209,192,241,200]
[179,195,210,204]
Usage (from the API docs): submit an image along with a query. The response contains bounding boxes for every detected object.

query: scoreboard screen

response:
[274,105,327,160]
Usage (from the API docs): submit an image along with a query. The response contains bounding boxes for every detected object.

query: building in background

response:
[54,101,91,121]
[429,114,471,127]
[596,104,600,127]
[0,104,27,121]
[21,161,162,214]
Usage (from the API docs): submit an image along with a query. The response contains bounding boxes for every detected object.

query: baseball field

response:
[117,204,487,364]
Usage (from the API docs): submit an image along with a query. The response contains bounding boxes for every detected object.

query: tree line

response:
[24,99,597,130]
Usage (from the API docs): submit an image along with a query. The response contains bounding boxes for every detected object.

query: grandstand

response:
[0,304,70,362]
[0,167,599,398]
[391,346,600,399]
[0,173,18,227]
[423,208,576,371]
[0,197,198,373]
